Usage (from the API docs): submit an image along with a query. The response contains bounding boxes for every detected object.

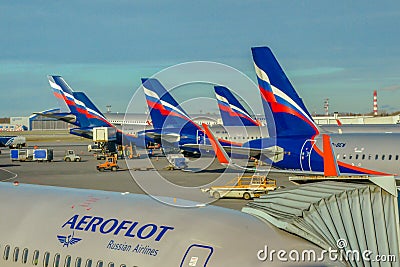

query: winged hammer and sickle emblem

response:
[57,231,82,247]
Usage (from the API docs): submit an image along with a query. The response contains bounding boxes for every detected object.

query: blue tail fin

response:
[142,78,200,132]
[73,92,105,118]
[214,86,261,127]
[47,76,111,128]
[251,47,319,137]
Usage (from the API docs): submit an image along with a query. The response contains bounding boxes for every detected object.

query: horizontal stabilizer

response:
[33,112,77,124]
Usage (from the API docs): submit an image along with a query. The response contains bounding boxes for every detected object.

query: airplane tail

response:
[251,47,319,138]
[214,86,261,127]
[47,76,112,129]
[142,78,200,132]
[73,92,105,118]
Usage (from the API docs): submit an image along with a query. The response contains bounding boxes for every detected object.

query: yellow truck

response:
[96,156,119,172]
[203,175,276,200]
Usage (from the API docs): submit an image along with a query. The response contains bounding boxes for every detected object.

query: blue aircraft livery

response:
[57,231,82,247]
[142,78,246,154]
[48,75,150,148]
[214,85,261,127]
[247,46,392,176]
[252,47,319,138]
[61,214,175,242]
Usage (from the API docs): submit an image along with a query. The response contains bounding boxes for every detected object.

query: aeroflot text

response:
[62,215,175,242]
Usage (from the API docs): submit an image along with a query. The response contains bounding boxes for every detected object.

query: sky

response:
[1,1,400,117]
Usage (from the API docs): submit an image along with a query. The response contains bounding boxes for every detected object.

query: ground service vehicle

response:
[165,153,188,170]
[33,149,53,162]
[88,144,102,152]
[0,136,26,149]
[64,150,81,162]
[96,156,119,172]
[203,175,276,200]
[11,148,53,162]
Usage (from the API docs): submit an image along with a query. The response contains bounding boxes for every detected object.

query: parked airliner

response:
[142,78,268,156]
[206,47,400,176]
[46,76,151,147]
[0,182,334,266]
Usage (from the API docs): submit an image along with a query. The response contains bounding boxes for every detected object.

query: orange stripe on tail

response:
[323,134,340,176]
[202,123,230,165]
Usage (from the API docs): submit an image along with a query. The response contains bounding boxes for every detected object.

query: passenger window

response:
[389,155,392,160]
[86,259,92,267]
[3,245,10,260]
[362,154,365,160]
[64,255,72,267]
[343,154,346,159]
[120,265,126,267]
[22,248,28,264]
[368,154,372,160]
[336,154,340,159]
[396,155,399,161]
[349,155,352,160]
[44,252,50,267]
[54,253,60,267]
[75,257,82,267]
[355,154,359,160]
[375,154,379,160]
[13,247,19,262]
[32,250,39,265]
[382,155,385,160]
[96,261,103,267]
[108,263,114,267]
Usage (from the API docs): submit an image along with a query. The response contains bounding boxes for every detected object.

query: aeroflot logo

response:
[61,215,175,242]
[57,231,82,247]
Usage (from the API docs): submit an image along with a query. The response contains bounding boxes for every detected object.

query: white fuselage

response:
[0,183,334,266]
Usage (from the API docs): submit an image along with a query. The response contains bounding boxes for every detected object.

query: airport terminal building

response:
[4,109,400,132]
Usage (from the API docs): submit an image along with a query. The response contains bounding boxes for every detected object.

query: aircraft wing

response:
[144,131,180,143]
[181,143,280,158]
[200,123,368,177]
[33,112,77,124]
[69,128,93,139]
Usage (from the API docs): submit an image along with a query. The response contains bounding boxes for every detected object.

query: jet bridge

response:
[242,178,400,267]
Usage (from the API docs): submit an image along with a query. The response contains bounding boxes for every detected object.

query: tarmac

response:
[0,141,296,211]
